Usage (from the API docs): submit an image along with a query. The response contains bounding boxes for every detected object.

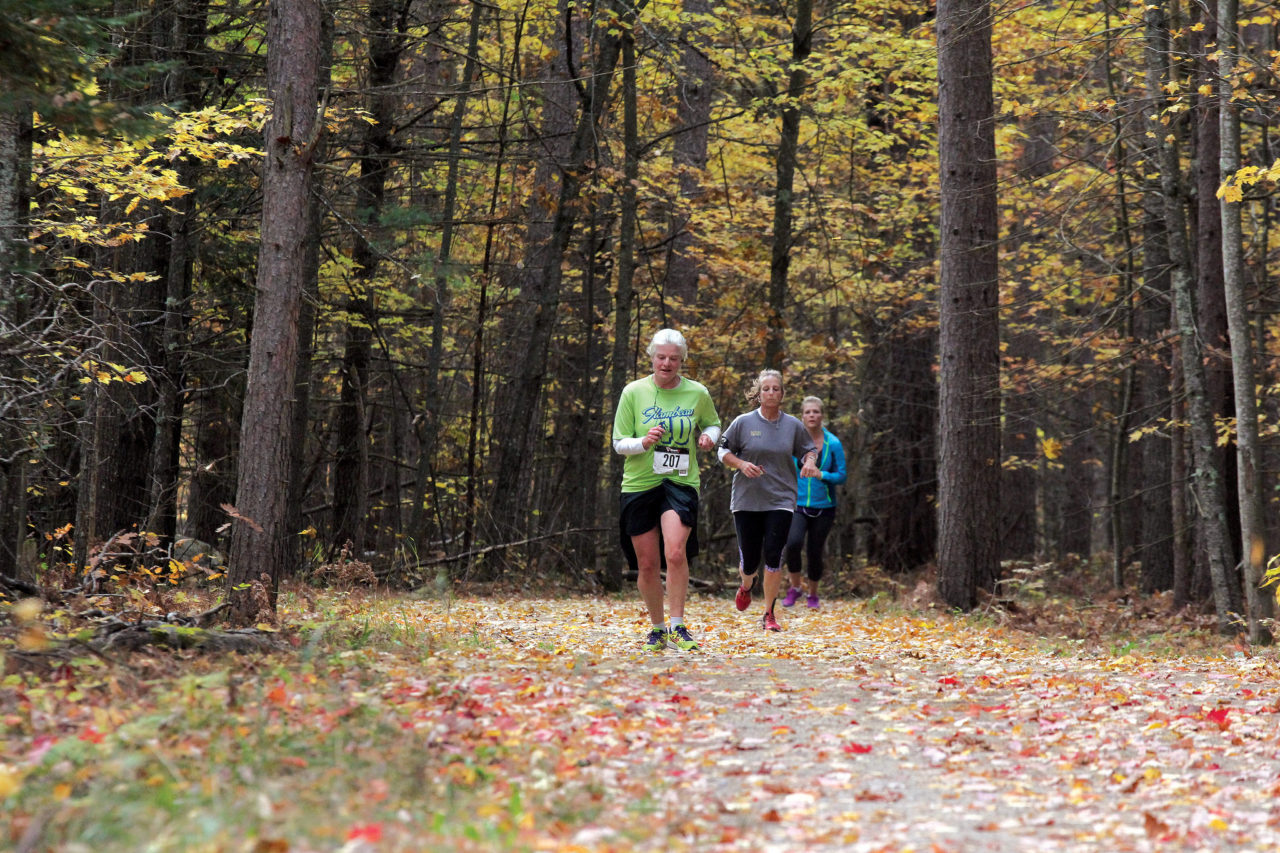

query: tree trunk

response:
[935,0,1001,609]
[1147,0,1242,632]
[478,0,577,553]
[864,328,937,572]
[333,0,407,557]
[603,27,640,593]
[226,0,325,624]
[187,385,236,548]
[1192,9,1241,598]
[664,0,714,323]
[141,0,210,552]
[1217,0,1272,643]
[766,0,812,369]
[1170,353,1193,607]
[0,102,31,577]
[407,0,482,565]
[486,0,649,548]
[142,185,192,548]
[1135,172,1174,593]
[463,4,522,561]
[1003,96,1057,563]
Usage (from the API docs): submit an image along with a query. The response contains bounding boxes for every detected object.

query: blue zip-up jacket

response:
[794,427,847,509]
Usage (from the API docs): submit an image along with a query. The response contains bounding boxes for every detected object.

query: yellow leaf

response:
[1040,436,1063,460]
[0,766,20,799]
[17,626,48,651]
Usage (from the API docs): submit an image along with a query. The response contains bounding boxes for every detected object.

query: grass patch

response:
[1,593,582,852]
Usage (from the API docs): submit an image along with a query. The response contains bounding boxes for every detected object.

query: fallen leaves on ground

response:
[4,590,1280,851]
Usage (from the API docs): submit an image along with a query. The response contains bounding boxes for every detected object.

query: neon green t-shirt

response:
[612,376,721,493]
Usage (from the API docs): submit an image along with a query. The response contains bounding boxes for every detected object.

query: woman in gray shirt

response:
[718,369,819,631]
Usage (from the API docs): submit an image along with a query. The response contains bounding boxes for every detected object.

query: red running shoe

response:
[762,611,781,632]
[735,584,752,611]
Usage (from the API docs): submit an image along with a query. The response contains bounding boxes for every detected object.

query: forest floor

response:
[4,564,1280,852]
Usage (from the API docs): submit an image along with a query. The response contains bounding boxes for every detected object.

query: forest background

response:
[3,0,1280,636]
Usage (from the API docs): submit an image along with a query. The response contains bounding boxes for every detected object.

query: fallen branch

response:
[96,623,289,654]
[1,572,49,599]
[387,527,610,576]
[624,570,721,591]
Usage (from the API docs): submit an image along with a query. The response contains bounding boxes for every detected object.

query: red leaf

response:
[843,742,873,754]
[346,823,383,842]
[1206,708,1230,730]
[938,676,961,685]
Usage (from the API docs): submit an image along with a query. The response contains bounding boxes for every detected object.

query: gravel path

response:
[446,594,1280,852]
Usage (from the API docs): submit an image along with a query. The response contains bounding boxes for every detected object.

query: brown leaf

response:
[221,502,265,532]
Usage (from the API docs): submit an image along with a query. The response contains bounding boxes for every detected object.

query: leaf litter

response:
[4,590,1280,852]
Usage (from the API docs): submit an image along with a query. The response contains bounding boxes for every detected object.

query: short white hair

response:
[647,328,688,359]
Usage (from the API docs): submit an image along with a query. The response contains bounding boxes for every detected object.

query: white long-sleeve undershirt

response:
[612,436,647,455]
[614,424,721,456]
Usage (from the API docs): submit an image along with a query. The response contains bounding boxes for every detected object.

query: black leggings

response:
[734,510,793,577]
[785,506,836,582]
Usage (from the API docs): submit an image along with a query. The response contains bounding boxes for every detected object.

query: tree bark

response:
[1217,0,1272,643]
[603,27,640,593]
[864,328,937,572]
[1136,172,1174,593]
[936,0,1001,609]
[765,0,812,369]
[664,0,714,324]
[0,102,30,577]
[226,0,325,624]
[1192,9,1241,595]
[1147,0,1242,632]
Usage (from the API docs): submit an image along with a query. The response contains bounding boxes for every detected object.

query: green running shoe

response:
[643,627,669,651]
[669,624,699,651]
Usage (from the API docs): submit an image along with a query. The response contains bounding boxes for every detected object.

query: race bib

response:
[652,445,690,476]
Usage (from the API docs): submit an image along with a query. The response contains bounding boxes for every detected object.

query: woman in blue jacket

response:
[782,396,847,609]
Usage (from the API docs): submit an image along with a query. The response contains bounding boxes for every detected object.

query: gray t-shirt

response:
[719,409,817,512]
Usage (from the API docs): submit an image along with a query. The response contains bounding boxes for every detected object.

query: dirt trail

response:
[431,595,1280,852]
